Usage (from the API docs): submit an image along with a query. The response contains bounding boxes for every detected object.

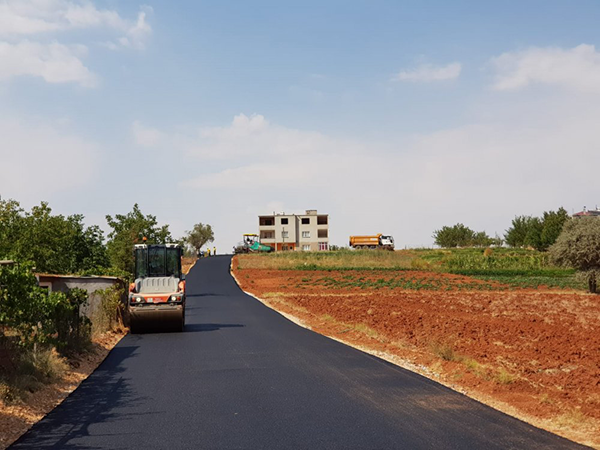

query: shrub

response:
[93,284,126,334]
[0,264,90,352]
[549,217,600,293]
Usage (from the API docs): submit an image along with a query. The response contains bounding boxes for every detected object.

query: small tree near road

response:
[549,217,600,293]
[186,223,214,255]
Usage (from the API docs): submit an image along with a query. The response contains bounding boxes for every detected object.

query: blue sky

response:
[2,0,600,250]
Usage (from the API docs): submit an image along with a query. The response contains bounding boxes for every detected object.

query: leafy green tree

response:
[505,208,570,251]
[524,217,544,250]
[433,224,475,248]
[472,231,494,247]
[505,216,534,248]
[0,199,108,274]
[106,204,172,275]
[185,223,214,254]
[540,207,570,251]
[0,199,23,259]
[549,217,600,293]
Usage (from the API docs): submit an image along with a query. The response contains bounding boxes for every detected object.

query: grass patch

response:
[353,323,379,339]
[556,409,589,429]
[431,342,458,362]
[495,368,516,385]
[0,345,68,404]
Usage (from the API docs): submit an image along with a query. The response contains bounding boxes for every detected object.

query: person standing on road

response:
[206,248,211,257]
[213,246,217,256]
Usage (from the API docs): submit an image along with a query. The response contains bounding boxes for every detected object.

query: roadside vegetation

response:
[236,247,585,291]
[0,197,202,406]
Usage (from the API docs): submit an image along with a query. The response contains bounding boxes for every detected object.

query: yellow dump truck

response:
[349,234,395,250]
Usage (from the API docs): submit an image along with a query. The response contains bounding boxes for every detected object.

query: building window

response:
[282,231,289,238]
[302,231,310,238]
[319,242,328,251]
[302,245,311,251]
[259,217,274,226]
[317,215,328,225]
[260,231,274,240]
[281,218,288,225]
[301,218,310,225]
[318,229,328,238]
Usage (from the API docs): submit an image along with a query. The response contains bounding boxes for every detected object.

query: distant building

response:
[258,210,329,251]
[573,206,600,218]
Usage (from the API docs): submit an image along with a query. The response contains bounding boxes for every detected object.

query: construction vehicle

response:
[233,234,273,253]
[128,244,186,333]
[349,234,395,250]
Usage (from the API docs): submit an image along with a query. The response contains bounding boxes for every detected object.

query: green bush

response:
[0,264,90,353]
[550,217,600,293]
[93,284,126,334]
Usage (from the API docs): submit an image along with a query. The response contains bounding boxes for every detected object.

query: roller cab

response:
[128,244,186,333]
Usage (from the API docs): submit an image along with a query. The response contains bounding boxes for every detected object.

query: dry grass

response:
[495,368,516,385]
[353,323,379,339]
[1,347,68,404]
[431,342,458,362]
[236,250,417,270]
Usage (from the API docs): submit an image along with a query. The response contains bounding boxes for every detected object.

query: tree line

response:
[432,207,570,251]
[433,207,600,293]
[0,199,214,277]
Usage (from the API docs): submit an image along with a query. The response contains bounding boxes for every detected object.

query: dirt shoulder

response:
[0,332,124,450]
[232,259,600,449]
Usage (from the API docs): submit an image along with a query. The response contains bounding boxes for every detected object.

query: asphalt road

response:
[11,256,586,449]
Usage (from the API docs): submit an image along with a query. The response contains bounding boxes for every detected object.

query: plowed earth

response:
[232,262,600,448]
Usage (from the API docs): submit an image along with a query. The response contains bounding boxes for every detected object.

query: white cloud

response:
[0,118,98,201]
[132,120,165,147]
[491,44,600,93]
[0,1,152,86]
[116,8,152,50]
[393,62,461,82]
[0,40,97,86]
[0,0,127,36]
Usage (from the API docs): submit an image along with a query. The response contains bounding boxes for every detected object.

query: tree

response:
[505,216,534,248]
[524,217,544,251]
[433,224,475,248]
[540,207,570,251]
[185,223,214,254]
[106,204,172,275]
[505,208,570,251]
[549,217,600,293]
[472,231,494,247]
[0,199,108,274]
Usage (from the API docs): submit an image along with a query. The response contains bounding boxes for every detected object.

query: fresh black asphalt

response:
[11,256,587,449]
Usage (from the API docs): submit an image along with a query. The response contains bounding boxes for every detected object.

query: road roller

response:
[128,243,186,333]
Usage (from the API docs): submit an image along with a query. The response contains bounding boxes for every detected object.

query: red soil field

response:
[232,262,600,448]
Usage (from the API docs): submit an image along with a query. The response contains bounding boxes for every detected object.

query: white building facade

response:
[258,210,329,251]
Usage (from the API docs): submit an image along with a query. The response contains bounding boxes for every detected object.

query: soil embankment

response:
[233,260,600,448]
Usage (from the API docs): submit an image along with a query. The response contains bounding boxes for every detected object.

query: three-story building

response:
[258,210,329,251]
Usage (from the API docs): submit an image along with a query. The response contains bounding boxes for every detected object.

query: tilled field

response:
[232,262,600,448]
